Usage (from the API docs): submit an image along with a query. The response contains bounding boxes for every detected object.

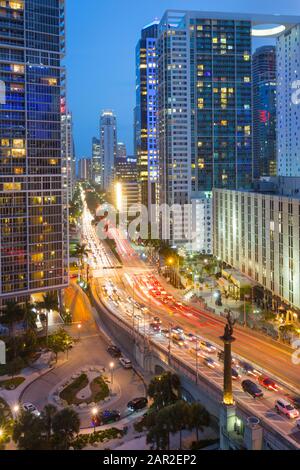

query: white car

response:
[275,399,300,419]
[119,357,132,369]
[22,403,40,417]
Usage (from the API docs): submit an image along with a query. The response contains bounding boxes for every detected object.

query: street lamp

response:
[109,362,115,385]
[77,323,82,339]
[13,404,19,415]
[91,407,98,433]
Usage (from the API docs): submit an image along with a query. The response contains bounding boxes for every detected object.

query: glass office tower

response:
[135,21,159,212]
[253,46,277,178]
[0,0,68,304]
[157,11,253,244]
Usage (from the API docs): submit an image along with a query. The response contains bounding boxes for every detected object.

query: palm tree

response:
[51,408,80,450]
[187,402,210,441]
[23,302,37,332]
[37,292,58,346]
[41,404,57,446]
[148,372,182,410]
[74,243,90,280]
[1,300,24,358]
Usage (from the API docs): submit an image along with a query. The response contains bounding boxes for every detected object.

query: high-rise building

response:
[0,0,68,304]
[157,10,253,245]
[277,24,300,177]
[135,21,159,213]
[100,110,117,191]
[91,137,101,185]
[115,157,139,213]
[61,110,76,200]
[253,46,277,179]
[78,158,91,181]
[117,142,127,160]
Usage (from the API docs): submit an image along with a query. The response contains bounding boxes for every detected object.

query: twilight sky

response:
[65,0,300,159]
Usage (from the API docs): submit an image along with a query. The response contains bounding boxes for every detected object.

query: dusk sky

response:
[66,0,300,159]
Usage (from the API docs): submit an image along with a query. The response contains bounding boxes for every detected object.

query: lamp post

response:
[109,362,115,385]
[77,323,82,339]
[92,407,98,433]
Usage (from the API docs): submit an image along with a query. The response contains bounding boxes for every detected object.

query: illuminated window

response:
[13,139,24,148]
[31,253,44,263]
[244,77,250,83]
[1,139,10,147]
[3,183,21,191]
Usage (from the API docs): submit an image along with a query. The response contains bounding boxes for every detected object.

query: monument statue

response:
[220,311,236,406]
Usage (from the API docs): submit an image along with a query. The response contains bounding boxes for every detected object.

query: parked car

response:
[98,409,121,425]
[22,403,40,417]
[127,397,148,412]
[119,357,132,369]
[107,345,122,358]
[258,377,280,392]
[242,380,264,398]
[275,399,300,419]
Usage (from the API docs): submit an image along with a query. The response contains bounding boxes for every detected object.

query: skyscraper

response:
[0,0,68,305]
[277,24,300,177]
[100,110,117,192]
[157,10,253,245]
[253,46,277,179]
[117,142,127,160]
[78,158,91,181]
[135,21,159,212]
[91,137,101,185]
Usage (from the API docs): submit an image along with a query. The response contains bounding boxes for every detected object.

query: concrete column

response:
[244,417,263,450]
[219,403,237,450]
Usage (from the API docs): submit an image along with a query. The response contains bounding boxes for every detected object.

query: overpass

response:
[90,280,300,451]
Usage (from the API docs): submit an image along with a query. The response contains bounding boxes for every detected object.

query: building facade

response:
[0,0,68,303]
[114,157,139,215]
[61,110,75,200]
[117,142,127,160]
[277,24,300,177]
[253,46,277,179]
[157,10,253,245]
[135,22,159,213]
[213,188,300,310]
[91,137,101,185]
[100,110,117,192]
[78,158,91,181]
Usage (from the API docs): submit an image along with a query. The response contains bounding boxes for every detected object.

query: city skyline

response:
[66,0,300,159]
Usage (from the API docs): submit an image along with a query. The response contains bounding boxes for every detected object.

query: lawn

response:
[0,377,25,390]
[59,374,110,406]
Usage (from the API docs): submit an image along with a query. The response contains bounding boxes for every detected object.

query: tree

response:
[51,408,80,450]
[48,328,74,362]
[41,404,57,446]
[37,292,59,346]
[74,243,90,280]
[23,302,37,332]
[187,402,210,441]
[148,372,182,410]
[1,301,24,358]
[13,411,47,450]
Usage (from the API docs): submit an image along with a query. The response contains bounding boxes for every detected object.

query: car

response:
[107,345,122,358]
[258,377,280,392]
[285,395,300,409]
[242,380,264,398]
[150,323,161,333]
[200,341,217,354]
[97,409,121,425]
[22,403,40,417]
[203,357,219,369]
[171,326,184,334]
[275,399,300,419]
[232,368,241,380]
[186,333,198,342]
[153,317,162,325]
[172,336,186,348]
[161,329,170,338]
[127,397,148,412]
[119,357,132,369]
[239,362,261,377]
[217,351,238,365]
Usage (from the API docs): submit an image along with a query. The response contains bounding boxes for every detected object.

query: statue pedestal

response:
[219,403,237,450]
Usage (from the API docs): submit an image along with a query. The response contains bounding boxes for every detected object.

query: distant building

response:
[78,158,91,181]
[117,142,127,160]
[115,157,139,214]
[135,21,159,214]
[100,110,117,191]
[277,24,300,177]
[253,46,277,179]
[91,137,101,185]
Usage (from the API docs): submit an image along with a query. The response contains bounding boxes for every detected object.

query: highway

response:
[80,190,300,447]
